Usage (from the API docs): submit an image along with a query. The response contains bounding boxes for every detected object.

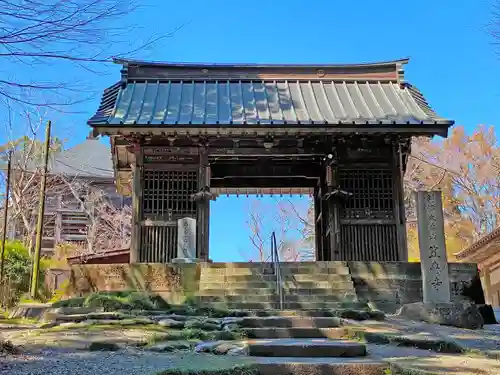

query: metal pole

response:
[0,150,12,282]
[30,120,51,298]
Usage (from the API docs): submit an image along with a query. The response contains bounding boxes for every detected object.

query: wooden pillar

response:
[313,185,323,261]
[196,147,210,261]
[482,266,492,305]
[318,164,331,261]
[130,147,143,263]
[327,164,341,261]
[393,141,408,261]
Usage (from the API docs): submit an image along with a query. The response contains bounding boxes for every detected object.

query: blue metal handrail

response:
[270,231,284,310]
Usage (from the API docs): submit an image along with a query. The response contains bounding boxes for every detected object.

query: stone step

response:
[201,273,353,283]
[241,308,369,317]
[198,301,365,310]
[253,360,388,375]
[197,287,356,296]
[201,262,351,275]
[195,294,358,304]
[239,316,343,328]
[199,281,355,290]
[247,338,366,357]
[245,327,349,339]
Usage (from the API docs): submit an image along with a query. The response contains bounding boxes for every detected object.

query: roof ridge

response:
[113,58,411,69]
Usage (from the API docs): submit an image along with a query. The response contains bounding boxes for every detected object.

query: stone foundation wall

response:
[347,262,484,311]
[67,261,484,309]
[68,263,202,304]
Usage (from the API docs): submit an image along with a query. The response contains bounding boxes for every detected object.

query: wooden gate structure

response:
[88,58,453,263]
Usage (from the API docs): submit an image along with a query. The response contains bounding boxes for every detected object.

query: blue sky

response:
[2,0,499,261]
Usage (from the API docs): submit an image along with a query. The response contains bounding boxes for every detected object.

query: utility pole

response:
[0,150,12,283]
[30,120,51,298]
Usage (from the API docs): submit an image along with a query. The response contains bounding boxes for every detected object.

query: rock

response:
[223,323,241,332]
[212,342,245,355]
[120,318,155,326]
[87,341,120,351]
[0,340,20,355]
[38,321,59,329]
[9,303,52,319]
[54,311,129,323]
[478,304,497,325]
[185,319,221,331]
[59,322,82,327]
[221,317,244,327]
[227,346,248,356]
[194,341,246,355]
[195,341,222,353]
[398,301,484,330]
[150,314,190,322]
[147,341,192,352]
[158,319,185,329]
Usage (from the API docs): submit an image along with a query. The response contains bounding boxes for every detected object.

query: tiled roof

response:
[455,227,500,260]
[48,139,113,178]
[88,59,453,128]
[13,139,114,179]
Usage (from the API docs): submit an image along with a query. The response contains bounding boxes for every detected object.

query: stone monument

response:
[172,217,198,263]
[416,190,451,303]
[398,190,484,329]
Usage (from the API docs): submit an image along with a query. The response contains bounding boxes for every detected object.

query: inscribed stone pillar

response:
[177,217,197,259]
[415,190,451,303]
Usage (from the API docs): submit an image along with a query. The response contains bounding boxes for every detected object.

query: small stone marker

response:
[415,190,451,303]
[176,217,197,260]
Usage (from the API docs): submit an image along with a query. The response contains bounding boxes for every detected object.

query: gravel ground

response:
[0,348,181,375]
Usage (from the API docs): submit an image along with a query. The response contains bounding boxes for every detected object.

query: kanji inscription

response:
[415,191,451,303]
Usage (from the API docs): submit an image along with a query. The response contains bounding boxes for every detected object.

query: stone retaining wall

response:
[67,261,484,308]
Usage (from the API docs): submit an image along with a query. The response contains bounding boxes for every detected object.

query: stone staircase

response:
[232,313,386,375]
[195,262,361,310]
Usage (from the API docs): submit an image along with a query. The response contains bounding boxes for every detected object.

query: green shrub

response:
[53,291,170,311]
[84,293,132,311]
[0,240,49,307]
[52,296,86,308]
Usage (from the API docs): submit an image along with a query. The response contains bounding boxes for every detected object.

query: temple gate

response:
[88,58,453,263]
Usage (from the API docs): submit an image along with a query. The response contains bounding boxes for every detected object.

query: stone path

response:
[2,311,500,375]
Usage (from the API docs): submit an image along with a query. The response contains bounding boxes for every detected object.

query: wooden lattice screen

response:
[142,170,197,216]
[338,168,399,261]
[140,169,198,262]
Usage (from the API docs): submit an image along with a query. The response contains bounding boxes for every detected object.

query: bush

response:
[53,291,171,311]
[0,240,49,307]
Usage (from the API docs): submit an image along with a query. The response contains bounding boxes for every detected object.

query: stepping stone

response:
[245,327,349,339]
[254,360,389,375]
[247,338,367,357]
[240,316,343,328]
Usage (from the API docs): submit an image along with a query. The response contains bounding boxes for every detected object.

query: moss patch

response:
[38,323,170,334]
[147,328,247,345]
[352,330,465,354]
[1,317,39,325]
[54,292,169,311]
[155,354,258,375]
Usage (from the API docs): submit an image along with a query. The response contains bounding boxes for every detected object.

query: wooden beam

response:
[130,146,143,264]
[392,141,408,261]
[196,146,209,261]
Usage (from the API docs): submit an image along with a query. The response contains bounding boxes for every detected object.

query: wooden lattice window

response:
[140,225,178,262]
[340,223,398,261]
[142,170,197,216]
[339,168,394,219]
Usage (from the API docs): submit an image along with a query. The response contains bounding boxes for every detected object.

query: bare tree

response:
[1,133,131,256]
[0,0,179,112]
[491,0,500,56]
[243,198,314,262]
